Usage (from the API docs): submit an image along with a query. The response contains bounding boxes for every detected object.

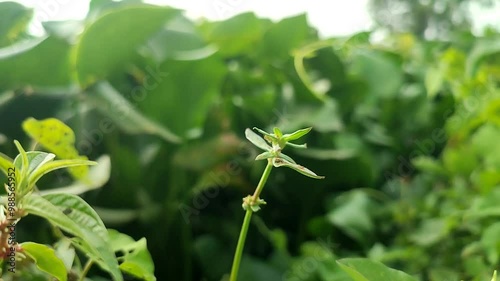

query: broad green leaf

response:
[466,38,500,77]
[75,4,179,86]
[0,2,33,47]
[0,36,72,89]
[206,12,264,56]
[22,117,89,180]
[43,193,108,240]
[412,156,446,175]
[120,261,156,281]
[136,55,226,138]
[442,145,477,176]
[144,14,215,61]
[481,222,500,264]
[470,124,500,169]
[272,157,324,179]
[350,50,403,98]
[245,128,272,151]
[21,193,123,281]
[409,218,447,246]
[21,242,67,281]
[118,239,155,281]
[260,14,310,60]
[108,230,156,281]
[327,191,375,245]
[87,82,181,143]
[425,66,443,98]
[337,258,417,281]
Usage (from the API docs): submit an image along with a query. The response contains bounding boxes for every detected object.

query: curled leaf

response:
[255,151,274,161]
[245,128,271,151]
[282,127,312,142]
[272,157,324,179]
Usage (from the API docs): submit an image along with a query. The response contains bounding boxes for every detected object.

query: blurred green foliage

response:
[0,0,499,280]
[369,0,495,38]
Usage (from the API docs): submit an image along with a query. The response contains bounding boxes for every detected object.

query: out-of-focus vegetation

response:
[0,0,499,280]
[369,0,496,37]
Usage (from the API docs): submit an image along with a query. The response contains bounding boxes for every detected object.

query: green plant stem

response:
[79,260,93,281]
[229,160,273,281]
[251,160,273,202]
[229,209,252,281]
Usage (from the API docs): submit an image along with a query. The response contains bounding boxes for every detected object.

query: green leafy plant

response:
[1,1,499,280]
[229,126,324,281]
[0,118,155,281]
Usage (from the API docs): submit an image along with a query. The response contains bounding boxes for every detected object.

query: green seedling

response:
[229,127,324,281]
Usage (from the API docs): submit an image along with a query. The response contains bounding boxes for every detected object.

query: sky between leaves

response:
[3,0,500,38]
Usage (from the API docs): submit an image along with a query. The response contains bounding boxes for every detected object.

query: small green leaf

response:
[255,151,274,161]
[108,229,136,252]
[278,152,296,164]
[252,127,277,141]
[492,270,497,281]
[273,127,283,138]
[337,258,417,281]
[21,242,67,281]
[120,261,156,281]
[22,117,90,180]
[245,128,271,151]
[272,157,324,179]
[107,230,156,281]
[286,142,308,149]
[28,159,97,193]
[118,238,156,281]
[13,140,28,182]
[54,239,76,271]
[40,155,111,195]
[282,127,312,141]
[0,152,13,176]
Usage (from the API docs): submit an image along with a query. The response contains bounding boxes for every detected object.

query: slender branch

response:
[79,259,94,281]
[251,160,273,202]
[229,209,253,281]
[229,160,273,281]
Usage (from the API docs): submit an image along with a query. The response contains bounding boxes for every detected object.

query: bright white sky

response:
[3,0,500,37]
[9,0,374,37]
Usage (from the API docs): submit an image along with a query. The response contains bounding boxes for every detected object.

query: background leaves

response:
[0,1,499,280]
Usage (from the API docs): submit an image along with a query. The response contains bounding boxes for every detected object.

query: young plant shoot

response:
[229,127,324,281]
